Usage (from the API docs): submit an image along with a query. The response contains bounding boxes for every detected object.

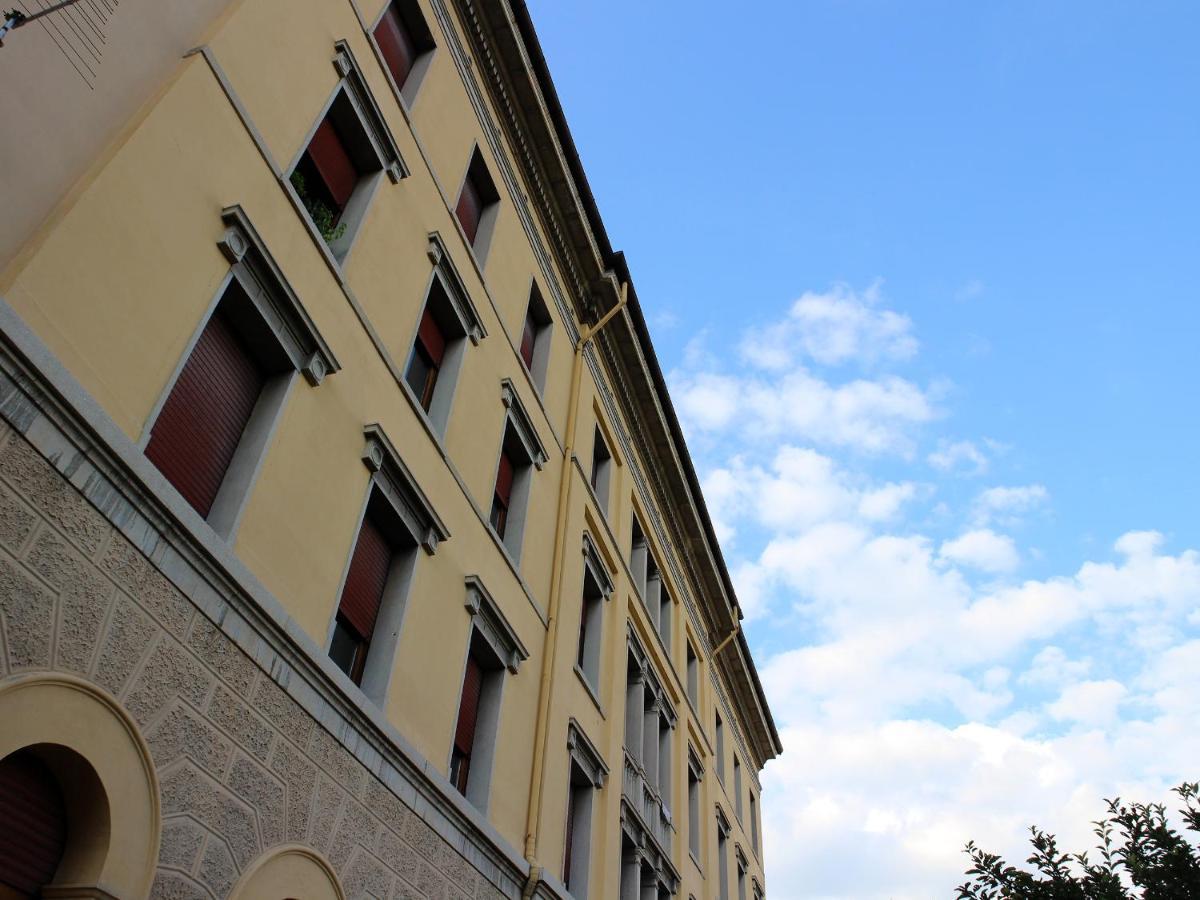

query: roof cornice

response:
[452,0,781,764]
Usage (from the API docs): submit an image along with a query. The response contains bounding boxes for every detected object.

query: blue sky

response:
[527,2,1200,897]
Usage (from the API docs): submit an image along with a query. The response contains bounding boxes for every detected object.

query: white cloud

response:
[751,530,1200,896]
[928,439,988,475]
[738,281,918,370]
[973,483,1049,525]
[1046,680,1128,727]
[674,369,937,455]
[673,286,1200,897]
[940,529,1019,573]
[1020,646,1092,687]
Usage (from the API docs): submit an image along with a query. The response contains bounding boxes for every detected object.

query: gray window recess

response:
[163,205,340,539]
[564,721,608,899]
[734,755,743,822]
[715,711,726,784]
[716,806,732,900]
[370,0,436,108]
[452,576,528,812]
[520,281,553,392]
[576,533,614,690]
[288,42,408,262]
[589,426,612,514]
[736,845,749,900]
[339,424,449,703]
[403,234,486,433]
[687,746,705,862]
[492,380,548,563]
[686,640,700,709]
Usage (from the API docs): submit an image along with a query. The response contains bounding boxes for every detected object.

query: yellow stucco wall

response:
[0,0,771,895]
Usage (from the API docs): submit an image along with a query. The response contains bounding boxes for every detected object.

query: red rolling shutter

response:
[0,750,68,898]
[453,654,483,784]
[146,312,263,518]
[456,176,483,244]
[495,452,514,507]
[417,308,446,366]
[308,118,359,213]
[337,517,392,642]
[374,3,418,89]
[519,314,536,370]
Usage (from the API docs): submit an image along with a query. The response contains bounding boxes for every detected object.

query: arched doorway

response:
[0,675,159,899]
[0,748,68,897]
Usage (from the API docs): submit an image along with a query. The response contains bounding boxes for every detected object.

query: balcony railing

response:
[622,749,673,851]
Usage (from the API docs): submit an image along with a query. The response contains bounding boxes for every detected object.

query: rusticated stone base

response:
[0,387,517,899]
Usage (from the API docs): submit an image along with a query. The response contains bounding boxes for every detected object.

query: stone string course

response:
[0,418,510,900]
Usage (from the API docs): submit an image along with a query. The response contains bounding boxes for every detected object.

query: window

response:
[564,723,607,899]
[576,535,613,691]
[450,648,484,795]
[455,148,500,263]
[332,425,448,701]
[490,449,515,539]
[146,207,337,538]
[329,508,398,685]
[453,577,528,810]
[405,306,444,411]
[686,640,700,709]
[688,750,703,862]
[715,711,726,784]
[717,810,731,900]
[630,516,648,595]
[734,755,743,822]
[737,854,747,900]
[372,0,435,105]
[289,43,406,261]
[750,793,759,855]
[490,381,546,563]
[404,235,485,434]
[519,283,552,391]
[146,298,265,520]
[630,515,671,651]
[590,427,612,514]
[0,749,67,896]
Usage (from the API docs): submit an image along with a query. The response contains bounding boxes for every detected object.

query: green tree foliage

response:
[958,783,1200,898]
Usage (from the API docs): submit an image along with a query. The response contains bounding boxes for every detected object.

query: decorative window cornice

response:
[582,532,613,599]
[567,719,608,789]
[464,575,529,673]
[217,205,340,386]
[500,379,547,468]
[361,424,450,553]
[687,745,705,780]
[426,232,485,343]
[716,804,731,836]
[333,41,408,182]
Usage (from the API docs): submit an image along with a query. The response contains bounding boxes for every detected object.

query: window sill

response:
[690,850,703,876]
[573,664,605,718]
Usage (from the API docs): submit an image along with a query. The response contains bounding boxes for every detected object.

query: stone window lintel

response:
[217,205,340,386]
[361,423,450,553]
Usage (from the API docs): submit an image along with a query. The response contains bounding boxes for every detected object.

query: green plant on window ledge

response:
[290,170,347,244]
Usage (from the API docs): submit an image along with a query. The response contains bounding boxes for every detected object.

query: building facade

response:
[0,0,782,898]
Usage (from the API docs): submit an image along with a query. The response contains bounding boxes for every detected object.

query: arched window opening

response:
[0,748,68,898]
